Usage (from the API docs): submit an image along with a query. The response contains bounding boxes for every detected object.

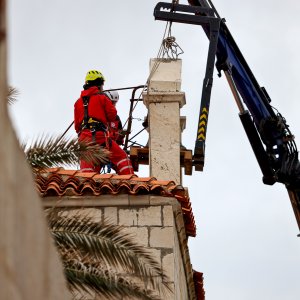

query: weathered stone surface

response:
[104,206,118,223]
[0,4,71,299]
[149,101,181,184]
[138,206,162,226]
[123,226,149,247]
[143,92,186,108]
[163,205,174,227]
[147,248,162,266]
[162,253,175,280]
[61,207,103,223]
[149,58,182,92]
[143,59,186,185]
[44,195,196,299]
[149,227,174,248]
[174,229,190,300]
[129,194,150,206]
[119,208,138,226]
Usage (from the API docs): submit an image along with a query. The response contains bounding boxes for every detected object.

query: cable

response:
[57,85,145,143]
[123,14,185,148]
[60,17,184,149]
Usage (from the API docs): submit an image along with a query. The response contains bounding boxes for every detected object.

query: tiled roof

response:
[35,168,196,237]
[193,271,205,300]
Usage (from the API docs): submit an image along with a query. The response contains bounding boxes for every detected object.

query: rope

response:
[122,7,184,148]
[162,35,184,60]
[121,21,174,147]
[57,86,145,143]
[121,21,174,134]
[60,9,184,150]
[147,24,183,90]
[146,21,171,89]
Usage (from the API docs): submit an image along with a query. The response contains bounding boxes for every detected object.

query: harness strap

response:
[81,118,107,130]
[91,127,96,143]
[80,95,107,142]
[82,96,90,128]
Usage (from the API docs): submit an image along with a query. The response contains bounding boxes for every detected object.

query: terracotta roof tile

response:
[193,271,205,300]
[93,173,114,179]
[72,171,98,179]
[44,167,63,172]
[35,169,196,237]
[127,176,157,182]
[56,169,79,176]
[150,179,176,186]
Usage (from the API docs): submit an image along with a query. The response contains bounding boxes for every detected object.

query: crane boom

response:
[154,1,300,233]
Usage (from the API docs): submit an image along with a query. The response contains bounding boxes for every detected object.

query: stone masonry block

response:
[84,208,102,223]
[138,206,162,226]
[149,227,174,248]
[123,227,149,247]
[163,205,174,227]
[147,248,162,266]
[119,208,138,226]
[163,283,175,300]
[104,207,118,224]
[61,208,102,223]
[149,196,175,206]
[129,194,150,206]
[162,253,175,281]
[149,58,182,92]
[143,92,186,109]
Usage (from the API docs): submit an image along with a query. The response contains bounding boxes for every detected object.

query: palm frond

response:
[63,258,160,300]
[7,86,19,105]
[47,210,172,296]
[23,135,110,169]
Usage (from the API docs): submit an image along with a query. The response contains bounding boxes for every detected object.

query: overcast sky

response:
[8,1,300,299]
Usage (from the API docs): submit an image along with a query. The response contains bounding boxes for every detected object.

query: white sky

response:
[8,1,300,299]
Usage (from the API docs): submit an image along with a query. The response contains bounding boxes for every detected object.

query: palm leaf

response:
[63,258,160,300]
[47,210,172,298]
[7,86,19,105]
[23,135,110,169]
[49,213,168,289]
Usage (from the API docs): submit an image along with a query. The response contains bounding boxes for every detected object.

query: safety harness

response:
[79,93,133,175]
[80,95,107,142]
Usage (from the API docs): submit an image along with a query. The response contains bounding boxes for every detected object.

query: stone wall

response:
[44,195,196,299]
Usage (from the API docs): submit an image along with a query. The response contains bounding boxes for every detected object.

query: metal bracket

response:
[154,2,221,171]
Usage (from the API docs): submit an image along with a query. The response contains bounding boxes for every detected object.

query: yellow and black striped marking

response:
[197,107,208,141]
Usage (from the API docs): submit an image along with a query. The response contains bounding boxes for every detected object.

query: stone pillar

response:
[143,59,185,185]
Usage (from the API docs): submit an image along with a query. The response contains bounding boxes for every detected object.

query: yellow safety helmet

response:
[85,70,105,83]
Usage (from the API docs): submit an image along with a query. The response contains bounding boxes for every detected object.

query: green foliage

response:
[7,86,110,171]
[23,135,110,170]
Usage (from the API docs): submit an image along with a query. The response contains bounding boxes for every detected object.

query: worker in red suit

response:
[104,91,125,146]
[74,70,134,174]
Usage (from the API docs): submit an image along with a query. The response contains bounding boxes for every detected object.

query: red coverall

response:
[109,115,124,145]
[74,86,134,174]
